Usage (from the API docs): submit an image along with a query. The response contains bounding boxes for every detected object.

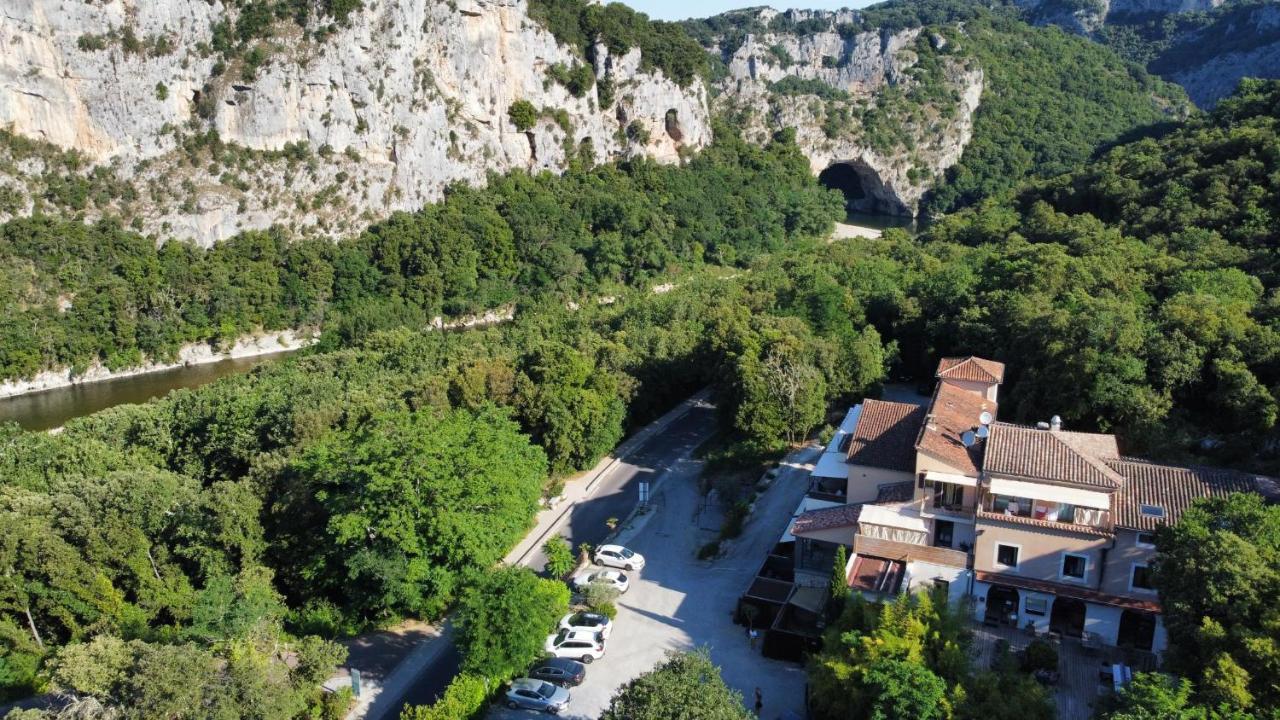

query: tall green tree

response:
[1152,492,1280,712]
[600,650,751,720]
[455,566,569,680]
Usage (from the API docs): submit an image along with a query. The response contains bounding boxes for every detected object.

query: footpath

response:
[332,388,714,719]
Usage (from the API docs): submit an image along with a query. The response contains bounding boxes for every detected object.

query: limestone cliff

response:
[1013,0,1280,107]
[0,0,710,246]
[707,9,983,216]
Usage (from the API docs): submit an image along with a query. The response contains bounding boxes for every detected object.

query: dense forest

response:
[0,127,892,709]
[0,0,1278,712]
[0,126,838,382]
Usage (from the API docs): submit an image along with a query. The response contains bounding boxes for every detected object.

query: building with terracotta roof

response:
[776,355,1276,660]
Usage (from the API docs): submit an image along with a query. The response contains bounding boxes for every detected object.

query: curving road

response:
[352,397,719,720]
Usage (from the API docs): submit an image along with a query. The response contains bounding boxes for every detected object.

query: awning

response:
[925,470,978,487]
[825,404,863,454]
[812,452,849,479]
[988,476,1111,509]
[858,503,929,533]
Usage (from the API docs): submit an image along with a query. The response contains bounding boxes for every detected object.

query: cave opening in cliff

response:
[818,162,870,211]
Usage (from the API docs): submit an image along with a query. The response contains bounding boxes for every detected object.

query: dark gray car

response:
[528,657,586,687]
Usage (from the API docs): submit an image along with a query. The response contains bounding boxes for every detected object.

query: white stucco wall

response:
[1085,603,1123,646]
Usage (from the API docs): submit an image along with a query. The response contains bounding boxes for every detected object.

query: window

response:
[1140,504,1165,518]
[1025,597,1048,616]
[995,543,1020,569]
[932,578,950,595]
[1136,532,1157,548]
[1061,553,1088,580]
[1131,564,1155,592]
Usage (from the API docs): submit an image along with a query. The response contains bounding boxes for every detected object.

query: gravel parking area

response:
[488,442,822,720]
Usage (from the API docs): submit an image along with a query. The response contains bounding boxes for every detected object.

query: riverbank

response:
[830,221,884,241]
[0,329,318,400]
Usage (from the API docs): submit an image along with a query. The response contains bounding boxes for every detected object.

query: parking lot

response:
[488,442,820,719]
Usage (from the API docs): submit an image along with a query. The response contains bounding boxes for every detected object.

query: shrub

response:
[542,536,576,578]
[1021,639,1058,674]
[581,582,621,613]
[697,541,721,559]
[402,673,489,720]
[719,501,750,540]
[508,100,538,132]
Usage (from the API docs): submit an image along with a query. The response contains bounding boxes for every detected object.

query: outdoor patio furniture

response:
[1081,631,1102,655]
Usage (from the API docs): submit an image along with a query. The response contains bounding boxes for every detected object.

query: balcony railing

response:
[980,494,1112,532]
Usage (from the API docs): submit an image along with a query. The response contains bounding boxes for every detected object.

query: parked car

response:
[572,569,629,594]
[558,611,612,639]
[527,657,587,687]
[545,628,606,663]
[505,678,570,713]
[594,544,645,571]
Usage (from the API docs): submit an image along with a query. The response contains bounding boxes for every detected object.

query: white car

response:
[505,678,570,713]
[558,611,613,639]
[594,544,646,571]
[572,569,629,594]
[545,628,606,663]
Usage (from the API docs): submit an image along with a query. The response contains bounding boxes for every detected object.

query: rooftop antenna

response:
[961,430,976,448]
[978,410,993,426]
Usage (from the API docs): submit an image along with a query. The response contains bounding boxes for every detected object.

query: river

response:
[0,351,296,432]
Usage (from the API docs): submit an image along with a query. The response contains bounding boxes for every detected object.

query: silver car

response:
[505,678,570,713]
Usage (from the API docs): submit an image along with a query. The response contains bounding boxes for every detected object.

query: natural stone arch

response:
[817,160,910,216]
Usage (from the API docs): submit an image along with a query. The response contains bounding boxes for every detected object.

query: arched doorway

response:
[985,585,1019,626]
[1050,597,1086,638]
[817,161,910,216]
[1117,610,1156,651]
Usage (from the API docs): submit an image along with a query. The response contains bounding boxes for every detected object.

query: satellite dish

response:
[978,411,993,426]
[961,430,976,448]
[976,425,989,439]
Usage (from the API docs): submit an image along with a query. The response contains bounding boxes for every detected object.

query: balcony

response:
[915,481,975,519]
[980,494,1112,533]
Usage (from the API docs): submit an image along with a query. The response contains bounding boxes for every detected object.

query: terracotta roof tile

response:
[915,382,996,476]
[791,504,862,535]
[875,481,916,504]
[936,356,1006,384]
[847,400,927,472]
[1105,458,1276,532]
[984,423,1123,489]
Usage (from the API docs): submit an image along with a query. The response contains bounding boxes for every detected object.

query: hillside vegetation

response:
[684,0,1186,215]
[0,128,887,707]
[0,127,838,383]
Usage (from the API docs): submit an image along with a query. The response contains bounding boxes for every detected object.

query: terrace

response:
[970,623,1157,720]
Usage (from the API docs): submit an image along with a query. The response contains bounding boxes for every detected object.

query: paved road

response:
[487,441,820,720]
[369,402,720,719]
[519,406,718,571]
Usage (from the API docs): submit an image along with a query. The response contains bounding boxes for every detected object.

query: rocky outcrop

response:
[0,0,710,246]
[1160,3,1280,107]
[1013,0,1278,107]
[711,9,984,216]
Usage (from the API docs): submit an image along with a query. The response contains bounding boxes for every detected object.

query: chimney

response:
[1050,415,1062,432]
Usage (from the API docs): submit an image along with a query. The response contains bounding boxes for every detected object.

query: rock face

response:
[1160,3,1280,107]
[1013,0,1278,107]
[711,9,984,216]
[0,0,710,246]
